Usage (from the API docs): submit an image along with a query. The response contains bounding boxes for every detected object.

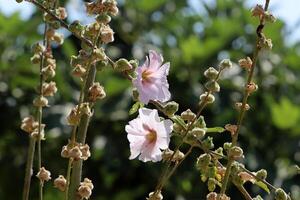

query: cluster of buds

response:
[36,167,51,184]
[86,0,119,17]
[238,57,252,71]
[61,142,91,161]
[54,175,67,192]
[21,116,45,139]
[147,190,163,200]
[67,103,93,126]
[78,178,94,199]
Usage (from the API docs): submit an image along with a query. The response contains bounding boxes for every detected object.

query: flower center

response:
[142,70,152,84]
[146,129,157,143]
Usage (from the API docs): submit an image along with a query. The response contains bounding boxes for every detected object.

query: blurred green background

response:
[0,0,299,199]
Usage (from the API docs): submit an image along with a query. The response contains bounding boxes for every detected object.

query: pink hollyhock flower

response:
[125,108,173,162]
[133,50,171,104]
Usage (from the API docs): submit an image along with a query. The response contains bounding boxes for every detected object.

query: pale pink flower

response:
[133,50,171,104]
[125,108,173,162]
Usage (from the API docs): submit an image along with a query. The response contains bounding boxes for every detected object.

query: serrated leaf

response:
[254,181,270,194]
[206,127,225,133]
[129,102,140,115]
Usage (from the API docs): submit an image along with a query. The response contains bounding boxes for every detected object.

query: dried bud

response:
[42,81,57,96]
[61,145,69,158]
[238,57,252,71]
[78,178,94,199]
[72,64,87,77]
[205,81,220,92]
[229,146,244,159]
[147,191,163,200]
[260,37,273,50]
[21,116,38,133]
[172,150,184,161]
[54,175,67,191]
[115,58,132,72]
[56,7,67,20]
[46,28,55,39]
[219,59,232,70]
[204,67,218,80]
[235,102,250,111]
[69,146,82,161]
[33,96,48,107]
[36,167,51,182]
[199,92,215,104]
[163,101,179,117]
[88,82,106,102]
[162,149,174,161]
[31,124,46,140]
[80,144,91,160]
[42,65,56,79]
[32,43,45,54]
[275,188,288,200]
[67,106,80,126]
[251,4,265,19]
[100,25,114,44]
[246,82,258,94]
[190,127,206,138]
[31,54,41,64]
[181,109,196,121]
[225,124,238,136]
[265,11,276,23]
[206,192,217,200]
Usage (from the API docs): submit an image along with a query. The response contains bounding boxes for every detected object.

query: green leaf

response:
[254,181,270,194]
[206,127,225,133]
[271,97,300,129]
[129,102,140,115]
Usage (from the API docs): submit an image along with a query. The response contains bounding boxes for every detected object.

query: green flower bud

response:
[204,67,218,80]
[163,101,179,117]
[196,153,211,170]
[207,166,217,178]
[190,127,206,138]
[205,81,220,92]
[129,60,138,69]
[275,188,287,200]
[50,21,61,29]
[256,169,267,180]
[207,178,216,192]
[181,109,196,121]
[229,146,244,159]
[265,11,276,23]
[223,142,232,150]
[202,137,214,149]
[92,48,106,62]
[96,14,111,24]
[96,60,108,71]
[173,123,183,134]
[69,20,84,36]
[115,58,132,72]
[219,59,232,70]
[199,92,215,104]
[194,116,206,128]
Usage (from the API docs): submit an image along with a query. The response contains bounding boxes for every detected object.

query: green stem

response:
[22,138,36,200]
[68,64,97,200]
[65,158,73,200]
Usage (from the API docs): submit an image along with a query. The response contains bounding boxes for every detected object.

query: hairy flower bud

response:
[225,124,238,136]
[32,43,45,54]
[31,54,41,64]
[251,4,265,19]
[256,169,267,180]
[69,20,84,36]
[72,64,87,78]
[42,65,56,79]
[172,150,184,161]
[238,57,252,71]
[33,96,48,107]
[78,178,94,199]
[163,101,179,117]
[219,59,232,70]
[204,67,218,80]
[31,124,46,140]
[115,58,132,72]
[61,145,69,158]
[80,103,92,117]
[223,142,232,150]
[275,188,288,200]
[259,37,273,50]
[80,144,91,161]
[21,116,38,133]
[181,109,196,121]
[196,153,211,170]
[69,146,82,161]
[92,48,106,62]
[96,13,111,24]
[246,82,258,94]
[54,175,67,191]
[67,106,80,126]
[206,192,217,200]
[208,178,216,192]
[56,7,67,20]
[235,102,250,111]
[205,81,220,93]
[203,137,214,149]
[162,148,174,161]
[53,33,64,45]
[88,82,106,102]
[264,11,276,23]
[36,167,51,182]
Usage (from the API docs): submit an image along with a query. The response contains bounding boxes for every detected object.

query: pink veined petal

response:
[126,119,145,136]
[128,134,146,160]
[150,62,170,79]
[139,142,162,162]
[148,50,163,70]
[156,136,169,150]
